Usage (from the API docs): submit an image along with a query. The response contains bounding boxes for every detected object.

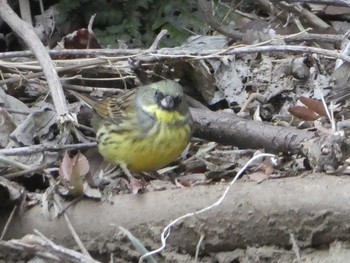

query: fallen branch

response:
[1,176,350,259]
[0,44,348,61]
[0,0,69,121]
[191,108,350,172]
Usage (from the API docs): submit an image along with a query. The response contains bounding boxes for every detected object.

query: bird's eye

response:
[174,96,182,105]
[154,90,164,102]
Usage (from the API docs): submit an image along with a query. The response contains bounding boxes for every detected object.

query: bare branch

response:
[0,1,69,120]
[0,143,96,156]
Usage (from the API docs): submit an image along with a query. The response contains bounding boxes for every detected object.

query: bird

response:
[71,80,193,186]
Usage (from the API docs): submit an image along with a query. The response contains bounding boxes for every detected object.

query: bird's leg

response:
[120,163,147,194]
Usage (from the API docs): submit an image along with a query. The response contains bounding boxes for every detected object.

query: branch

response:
[0,44,349,86]
[0,31,338,61]
[0,1,69,121]
[0,143,96,156]
[191,108,349,172]
[2,176,350,258]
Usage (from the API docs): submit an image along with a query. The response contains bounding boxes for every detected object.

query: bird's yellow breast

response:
[98,123,191,172]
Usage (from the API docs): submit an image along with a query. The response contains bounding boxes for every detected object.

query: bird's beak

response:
[160,96,174,109]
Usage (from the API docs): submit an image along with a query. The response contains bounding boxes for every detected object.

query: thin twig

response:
[3,163,51,179]
[194,233,205,263]
[277,1,330,31]
[87,14,96,49]
[64,211,92,257]
[52,194,92,258]
[34,229,99,263]
[0,205,17,240]
[58,196,84,216]
[0,239,61,261]
[0,155,30,169]
[289,232,302,262]
[0,35,344,61]
[63,83,124,94]
[0,142,96,156]
[0,57,129,86]
[148,29,168,51]
[38,0,50,46]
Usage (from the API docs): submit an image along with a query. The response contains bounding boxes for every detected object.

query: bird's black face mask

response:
[155,91,182,111]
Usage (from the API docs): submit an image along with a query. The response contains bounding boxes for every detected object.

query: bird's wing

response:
[94,89,136,123]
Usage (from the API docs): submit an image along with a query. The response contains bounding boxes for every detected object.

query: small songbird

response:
[72,80,193,180]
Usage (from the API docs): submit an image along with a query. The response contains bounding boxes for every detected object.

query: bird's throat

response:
[143,104,187,124]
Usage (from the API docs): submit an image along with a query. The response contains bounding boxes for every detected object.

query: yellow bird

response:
[72,80,193,177]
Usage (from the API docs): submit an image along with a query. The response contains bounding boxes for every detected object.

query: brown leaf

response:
[59,151,90,196]
[59,151,73,182]
[299,96,327,116]
[73,152,90,177]
[63,28,102,49]
[288,106,319,121]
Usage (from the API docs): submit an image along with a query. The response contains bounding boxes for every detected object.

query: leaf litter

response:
[2,1,350,262]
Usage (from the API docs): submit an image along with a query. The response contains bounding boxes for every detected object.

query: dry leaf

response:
[288,106,319,121]
[10,109,57,146]
[300,96,326,116]
[59,151,90,196]
[63,28,102,49]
